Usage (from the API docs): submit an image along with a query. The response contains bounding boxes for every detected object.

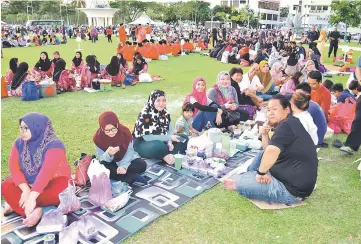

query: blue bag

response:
[123,74,135,86]
[22,81,40,101]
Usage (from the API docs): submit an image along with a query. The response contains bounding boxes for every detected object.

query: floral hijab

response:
[133,90,171,138]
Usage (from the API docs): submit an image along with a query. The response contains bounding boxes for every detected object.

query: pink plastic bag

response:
[88,172,112,206]
[328,97,356,134]
[58,179,81,214]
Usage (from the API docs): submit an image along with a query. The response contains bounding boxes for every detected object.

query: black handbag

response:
[223,110,241,124]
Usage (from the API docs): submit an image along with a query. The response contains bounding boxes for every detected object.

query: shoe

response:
[332,139,343,148]
[340,146,355,155]
[134,174,148,185]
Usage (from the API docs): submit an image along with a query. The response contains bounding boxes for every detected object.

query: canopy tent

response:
[129,13,156,25]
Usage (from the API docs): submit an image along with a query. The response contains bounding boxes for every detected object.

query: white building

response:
[288,0,333,30]
[219,0,281,29]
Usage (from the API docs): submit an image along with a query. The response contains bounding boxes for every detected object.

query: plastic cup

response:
[43,234,55,244]
[174,154,183,170]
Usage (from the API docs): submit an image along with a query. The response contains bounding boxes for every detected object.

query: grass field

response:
[1,37,361,243]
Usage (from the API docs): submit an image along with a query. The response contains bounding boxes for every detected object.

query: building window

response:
[262,13,266,20]
[293,5,298,10]
[317,6,322,10]
[267,14,272,20]
[310,6,316,10]
[258,1,280,11]
[273,14,278,21]
[323,6,328,11]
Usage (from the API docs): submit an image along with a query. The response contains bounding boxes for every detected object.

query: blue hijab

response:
[15,113,65,184]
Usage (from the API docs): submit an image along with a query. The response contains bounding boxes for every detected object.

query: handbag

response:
[36,209,67,234]
[238,105,256,120]
[223,110,241,124]
[59,221,79,244]
[123,74,135,85]
[88,173,112,206]
[75,154,94,186]
[103,189,133,212]
[87,158,110,184]
[58,179,81,214]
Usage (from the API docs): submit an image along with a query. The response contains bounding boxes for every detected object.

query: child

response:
[175,103,200,136]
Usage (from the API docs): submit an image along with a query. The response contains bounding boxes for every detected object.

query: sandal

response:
[340,146,355,155]
[332,139,343,148]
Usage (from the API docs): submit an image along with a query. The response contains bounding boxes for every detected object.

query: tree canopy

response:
[329,0,361,30]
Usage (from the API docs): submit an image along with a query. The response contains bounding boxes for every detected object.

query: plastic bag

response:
[78,215,98,240]
[36,209,67,234]
[59,221,79,244]
[139,73,152,83]
[111,181,129,198]
[87,158,110,184]
[58,179,81,214]
[212,148,229,160]
[328,97,356,134]
[88,173,112,206]
[75,154,94,186]
[104,189,133,212]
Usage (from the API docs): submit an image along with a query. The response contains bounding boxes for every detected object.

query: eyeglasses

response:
[19,126,29,132]
[102,127,118,133]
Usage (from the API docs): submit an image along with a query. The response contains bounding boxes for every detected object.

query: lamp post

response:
[26,6,33,21]
[161,14,164,22]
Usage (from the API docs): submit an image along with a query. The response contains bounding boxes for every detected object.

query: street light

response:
[26,6,33,21]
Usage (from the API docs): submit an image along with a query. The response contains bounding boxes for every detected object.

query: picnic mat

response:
[1,150,257,243]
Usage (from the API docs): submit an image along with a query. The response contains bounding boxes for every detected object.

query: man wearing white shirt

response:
[239,64,264,106]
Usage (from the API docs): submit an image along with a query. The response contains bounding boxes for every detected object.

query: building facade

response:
[219,0,280,29]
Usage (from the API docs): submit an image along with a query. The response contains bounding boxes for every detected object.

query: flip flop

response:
[333,139,343,148]
[340,146,355,155]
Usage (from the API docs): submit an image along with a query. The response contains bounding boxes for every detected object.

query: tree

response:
[110,0,147,23]
[329,0,361,32]
[280,7,289,18]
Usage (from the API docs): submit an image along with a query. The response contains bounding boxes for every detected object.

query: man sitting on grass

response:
[224,95,318,204]
[331,83,356,103]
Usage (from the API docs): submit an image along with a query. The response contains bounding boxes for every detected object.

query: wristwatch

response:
[257,170,266,176]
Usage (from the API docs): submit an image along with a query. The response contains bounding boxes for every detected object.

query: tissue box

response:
[38,83,56,98]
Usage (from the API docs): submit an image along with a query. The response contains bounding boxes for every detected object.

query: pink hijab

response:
[270,62,283,83]
[184,76,207,116]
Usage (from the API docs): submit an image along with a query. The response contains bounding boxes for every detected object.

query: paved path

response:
[325,44,361,51]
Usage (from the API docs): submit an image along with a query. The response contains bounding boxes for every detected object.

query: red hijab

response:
[93,111,132,162]
[184,77,207,116]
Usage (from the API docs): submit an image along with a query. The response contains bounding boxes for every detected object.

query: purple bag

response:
[88,173,112,206]
[238,105,256,120]
[58,179,81,214]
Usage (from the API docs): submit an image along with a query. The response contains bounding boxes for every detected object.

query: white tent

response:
[129,13,156,25]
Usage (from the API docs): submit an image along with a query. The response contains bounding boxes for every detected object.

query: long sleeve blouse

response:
[207,87,239,110]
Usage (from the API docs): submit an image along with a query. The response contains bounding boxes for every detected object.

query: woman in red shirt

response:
[1,113,71,227]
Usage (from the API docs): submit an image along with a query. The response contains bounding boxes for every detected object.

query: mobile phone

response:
[178,137,187,143]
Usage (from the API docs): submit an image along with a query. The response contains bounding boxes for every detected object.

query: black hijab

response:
[72,51,82,67]
[85,55,100,74]
[11,62,28,90]
[106,56,120,76]
[53,59,66,82]
[312,47,321,57]
[35,51,51,71]
[133,56,147,75]
[9,58,18,74]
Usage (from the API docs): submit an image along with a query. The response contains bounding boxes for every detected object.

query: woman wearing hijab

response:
[33,51,52,78]
[301,60,317,83]
[133,90,188,165]
[184,77,223,131]
[94,111,147,184]
[71,51,84,75]
[256,61,276,100]
[81,55,100,88]
[207,72,249,130]
[317,29,327,63]
[270,61,284,86]
[129,54,148,84]
[1,113,71,227]
[254,49,266,64]
[11,62,32,97]
[50,51,61,71]
[53,59,75,92]
[5,58,18,84]
[101,56,125,88]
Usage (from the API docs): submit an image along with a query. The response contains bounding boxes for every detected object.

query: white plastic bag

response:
[187,134,213,158]
[159,55,168,61]
[59,221,79,244]
[103,189,133,212]
[78,215,98,240]
[36,209,67,234]
[87,159,110,184]
[139,73,153,83]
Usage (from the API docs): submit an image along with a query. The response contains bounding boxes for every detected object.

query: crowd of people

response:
[1,23,361,229]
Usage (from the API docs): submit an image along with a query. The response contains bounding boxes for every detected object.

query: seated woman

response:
[239,45,250,62]
[117,53,129,71]
[291,91,318,145]
[184,77,223,131]
[71,51,84,75]
[256,61,276,101]
[10,62,33,97]
[53,59,76,92]
[81,55,100,88]
[207,72,249,130]
[133,90,188,165]
[51,51,61,71]
[94,111,147,185]
[129,54,148,84]
[270,61,283,86]
[280,71,303,98]
[5,58,18,84]
[33,52,52,79]
[101,56,125,88]
[1,113,71,227]
[240,63,264,105]
[301,60,317,83]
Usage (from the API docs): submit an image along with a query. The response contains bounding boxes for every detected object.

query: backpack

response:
[22,81,40,101]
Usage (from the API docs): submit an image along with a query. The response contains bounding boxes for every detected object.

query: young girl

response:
[129,54,148,85]
[101,56,125,88]
[53,59,76,92]
[280,71,303,98]
[33,51,52,79]
[81,55,100,88]
[5,58,18,84]
[51,51,61,71]
[175,103,200,136]
[71,51,84,75]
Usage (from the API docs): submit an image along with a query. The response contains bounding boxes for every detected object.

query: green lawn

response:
[1,37,361,243]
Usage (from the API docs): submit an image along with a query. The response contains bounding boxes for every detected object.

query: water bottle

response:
[222,132,230,152]
[205,121,212,130]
